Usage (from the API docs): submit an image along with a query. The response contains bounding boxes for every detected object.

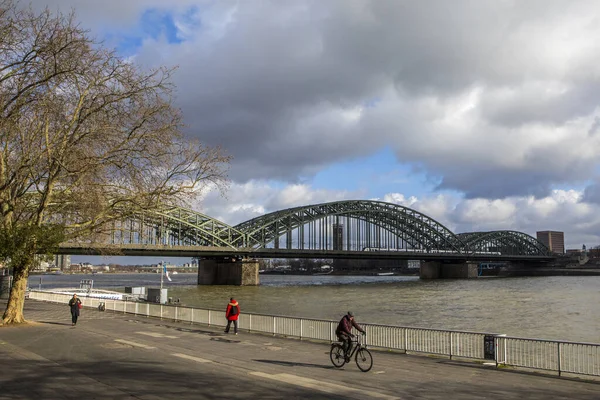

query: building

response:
[536,231,565,254]
[54,255,71,270]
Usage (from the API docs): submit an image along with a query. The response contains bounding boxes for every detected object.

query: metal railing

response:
[29,290,600,378]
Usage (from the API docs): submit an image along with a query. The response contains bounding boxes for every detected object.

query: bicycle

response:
[329,333,373,372]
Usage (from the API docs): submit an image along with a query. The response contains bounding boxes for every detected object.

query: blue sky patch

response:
[109,7,199,56]
[311,147,432,198]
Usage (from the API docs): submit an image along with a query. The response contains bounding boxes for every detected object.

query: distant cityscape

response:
[29,255,199,274]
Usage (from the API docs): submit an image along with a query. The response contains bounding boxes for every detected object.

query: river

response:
[27,273,600,343]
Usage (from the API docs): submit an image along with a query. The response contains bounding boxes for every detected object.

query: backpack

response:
[230,305,239,316]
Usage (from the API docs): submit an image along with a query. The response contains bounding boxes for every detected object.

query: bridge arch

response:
[103,206,246,249]
[457,231,550,256]
[234,200,467,253]
[61,201,550,258]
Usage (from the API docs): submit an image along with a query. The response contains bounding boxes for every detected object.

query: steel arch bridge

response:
[61,200,551,259]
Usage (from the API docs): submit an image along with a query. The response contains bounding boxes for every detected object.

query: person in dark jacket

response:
[335,311,365,360]
[68,294,82,326]
[224,298,240,334]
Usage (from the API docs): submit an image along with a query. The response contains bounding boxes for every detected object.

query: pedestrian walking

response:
[224,297,239,334]
[68,293,82,326]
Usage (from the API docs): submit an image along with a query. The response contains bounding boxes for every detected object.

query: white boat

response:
[377,272,394,276]
[313,269,333,276]
[39,288,130,300]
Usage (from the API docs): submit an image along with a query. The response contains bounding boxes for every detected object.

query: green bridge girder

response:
[234,200,463,252]
[103,206,246,249]
[65,200,551,257]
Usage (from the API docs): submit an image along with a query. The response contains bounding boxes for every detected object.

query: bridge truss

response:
[104,206,246,249]
[64,200,550,257]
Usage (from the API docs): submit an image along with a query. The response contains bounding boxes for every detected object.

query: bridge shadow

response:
[254,359,335,370]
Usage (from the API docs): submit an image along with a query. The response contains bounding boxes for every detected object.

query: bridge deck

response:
[58,243,554,262]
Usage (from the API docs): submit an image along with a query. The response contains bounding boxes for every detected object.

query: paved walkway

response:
[0,299,599,399]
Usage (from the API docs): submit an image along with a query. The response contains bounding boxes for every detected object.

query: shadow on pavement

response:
[254,359,335,370]
[0,359,345,400]
[39,321,73,326]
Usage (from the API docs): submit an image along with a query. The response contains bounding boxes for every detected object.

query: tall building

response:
[332,223,344,251]
[536,231,565,254]
[54,254,71,270]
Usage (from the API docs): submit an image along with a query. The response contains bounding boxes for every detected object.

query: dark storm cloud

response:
[30,1,600,198]
[583,182,600,204]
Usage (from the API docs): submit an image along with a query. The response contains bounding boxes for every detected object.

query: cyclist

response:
[335,311,365,361]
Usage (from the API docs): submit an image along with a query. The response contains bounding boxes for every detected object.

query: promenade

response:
[0,300,598,399]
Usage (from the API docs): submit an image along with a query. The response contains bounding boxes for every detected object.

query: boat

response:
[313,268,333,276]
[38,288,128,300]
[377,272,394,276]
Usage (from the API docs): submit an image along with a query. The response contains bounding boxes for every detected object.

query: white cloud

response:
[197,183,600,248]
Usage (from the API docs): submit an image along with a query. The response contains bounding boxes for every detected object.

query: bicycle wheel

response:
[329,343,346,368]
[355,348,373,372]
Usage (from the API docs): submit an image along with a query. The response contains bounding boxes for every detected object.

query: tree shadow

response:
[1,359,344,400]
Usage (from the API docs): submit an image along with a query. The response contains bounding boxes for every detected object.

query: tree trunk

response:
[2,265,29,324]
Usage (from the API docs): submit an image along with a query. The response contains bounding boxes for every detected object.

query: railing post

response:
[208,310,211,326]
[330,322,333,342]
[249,314,252,332]
[557,342,562,377]
[300,319,303,340]
[175,306,178,322]
[449,332,453,360]
[273,316,276,336]
[191,308,194,325]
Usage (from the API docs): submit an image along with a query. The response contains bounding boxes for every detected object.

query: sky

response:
[32,0,600,265]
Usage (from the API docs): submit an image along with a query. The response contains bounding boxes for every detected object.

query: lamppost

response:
[160,260,165,291]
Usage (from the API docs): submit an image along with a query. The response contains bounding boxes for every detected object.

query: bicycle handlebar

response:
[351,333,366,342]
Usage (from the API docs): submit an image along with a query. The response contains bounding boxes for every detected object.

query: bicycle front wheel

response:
[355,348,373,372]
[330,343,346,368]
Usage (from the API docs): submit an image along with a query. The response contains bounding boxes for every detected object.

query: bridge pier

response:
[197,258,259,286]
[420,261,479,279]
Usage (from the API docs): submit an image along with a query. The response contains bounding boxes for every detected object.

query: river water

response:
[28,273,600,343]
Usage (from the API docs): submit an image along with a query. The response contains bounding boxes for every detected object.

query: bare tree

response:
[0,1,231,324]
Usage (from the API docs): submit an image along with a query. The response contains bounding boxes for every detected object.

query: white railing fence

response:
[30,291,600,378]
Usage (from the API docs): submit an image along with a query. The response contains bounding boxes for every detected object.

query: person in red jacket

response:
[224,298,240,334]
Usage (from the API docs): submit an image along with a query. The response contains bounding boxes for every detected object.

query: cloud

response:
[26,1,600,199]
[199,183,600,248]
[583,181,600,204]
[198,181,361,225]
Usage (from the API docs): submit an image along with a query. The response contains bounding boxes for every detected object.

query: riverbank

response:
[22,273,600,342]
[1,299,598,399]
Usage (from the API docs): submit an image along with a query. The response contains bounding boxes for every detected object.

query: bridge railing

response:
[29,290,600,378]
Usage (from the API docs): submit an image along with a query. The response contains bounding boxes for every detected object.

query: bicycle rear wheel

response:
[329,343,346,368]
[355,348,373,372]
